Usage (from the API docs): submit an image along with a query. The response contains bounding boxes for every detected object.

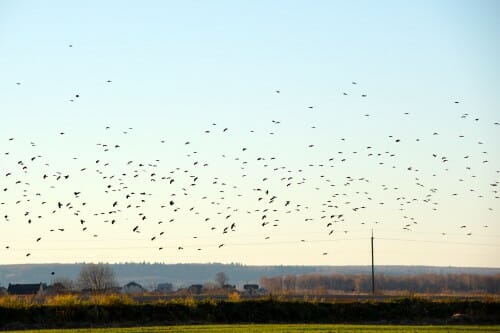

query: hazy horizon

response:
[2,262,499,290]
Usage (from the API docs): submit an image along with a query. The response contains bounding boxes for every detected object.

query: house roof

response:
[124,281,143,288]
[244,284,259,289]
[7,283,46,295]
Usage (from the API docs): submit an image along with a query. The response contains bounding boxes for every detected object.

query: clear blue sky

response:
[0,0,499,267]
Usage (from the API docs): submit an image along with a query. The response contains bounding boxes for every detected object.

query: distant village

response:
[1,281,263,298]
[0,264,263,299]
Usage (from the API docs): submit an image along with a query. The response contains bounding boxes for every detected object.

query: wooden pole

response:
[371,229,375,296]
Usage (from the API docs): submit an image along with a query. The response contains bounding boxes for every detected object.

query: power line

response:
[378,237,500,247]
[3,236,499,253]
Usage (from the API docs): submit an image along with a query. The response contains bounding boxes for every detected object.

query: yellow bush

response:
[228,291,241,302]
[0,295,33,308]
[45,294,81,306]
[171,296,197,307]
[89,293,135,305]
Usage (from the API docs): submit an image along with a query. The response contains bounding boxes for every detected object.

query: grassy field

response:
[2,325,500,333]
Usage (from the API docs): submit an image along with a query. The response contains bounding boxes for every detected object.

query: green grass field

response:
[2,325,499,333]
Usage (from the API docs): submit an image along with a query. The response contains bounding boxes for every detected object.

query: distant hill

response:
[1,263,499,289]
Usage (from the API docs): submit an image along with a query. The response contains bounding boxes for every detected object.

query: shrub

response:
[89,293,135,305]
[45,294,82,306]
[179,296,197,307]
[228,292,241,302]
[0,295,33,308]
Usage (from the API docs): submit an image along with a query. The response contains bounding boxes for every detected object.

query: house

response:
[45,282,69,295]
[243,284,259,294]
[222,284,236,291]
[7,283,47,296]
[0,286,7,296]
[187,284,203,294]
[81,286,122,294]
[122,281,146,294]
[155,282,173,294]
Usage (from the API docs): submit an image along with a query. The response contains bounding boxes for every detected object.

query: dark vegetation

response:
[0,297,499,330]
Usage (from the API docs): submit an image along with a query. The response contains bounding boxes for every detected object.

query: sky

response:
[0,0,499,267]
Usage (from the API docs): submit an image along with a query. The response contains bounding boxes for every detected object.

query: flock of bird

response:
[2,46,499,265]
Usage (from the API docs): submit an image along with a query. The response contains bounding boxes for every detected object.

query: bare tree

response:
[77,263,118,291]
[215,271,229,288]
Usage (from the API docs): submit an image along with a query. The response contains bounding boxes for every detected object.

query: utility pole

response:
[371,229,375,296]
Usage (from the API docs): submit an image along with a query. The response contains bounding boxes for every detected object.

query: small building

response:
[222,284,236,291]
[7,283,46,296]
[187,284,203,294]
[243,284,259,293]
[45,282,68,295]
[122,281,146,294]
[155,282,173,294]
[81,286,122,294]
[0,286,7,296]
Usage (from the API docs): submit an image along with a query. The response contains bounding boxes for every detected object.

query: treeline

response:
[260,273,500,294]
[0,298,498,328]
